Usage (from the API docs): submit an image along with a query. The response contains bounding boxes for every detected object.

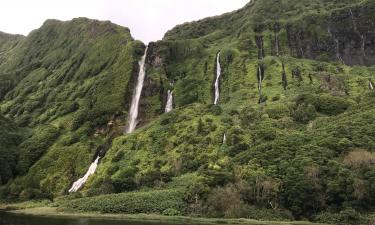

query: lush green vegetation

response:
[0,18,144,199]
[56,188,186,215]
[0,0,375,224]
[0,115,22,185]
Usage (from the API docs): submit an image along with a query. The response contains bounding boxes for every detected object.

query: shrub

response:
[290,103,316,123]
[241,205,294,221]
[208,105,222,115]
[315,95,351,115]
[206,184,244,218]
[16,125,60,175]
[266,103,290,119]
[162,208,181,216]
[58,188,187,214]
[315,208,363,225]
[259,94,268,103]
[240,107,261,126]
[343,150,375,169]
[272,94,281,101]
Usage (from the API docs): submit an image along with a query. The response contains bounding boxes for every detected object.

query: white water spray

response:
[165,90,173,113]
[223,133,227,144]
[258,65,263,92]
[126,47,148,134]
[214,52,222,105]
[69,156,100,193]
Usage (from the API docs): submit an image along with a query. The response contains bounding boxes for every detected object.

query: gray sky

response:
[0,0,249,43]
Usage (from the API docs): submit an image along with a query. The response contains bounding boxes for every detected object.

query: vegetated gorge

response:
[0,0,374,224]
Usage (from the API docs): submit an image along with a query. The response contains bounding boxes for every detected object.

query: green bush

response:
[206,184,243,218]
[16,125,60,175]
[208,105,222,115]
[58,188,187,214]
[162,208,181,216]
[290,103,316,123]
[315,208,363,225]
[315,95,351,115]
[241,205,294,221]
[240,107,261,126]
[266,103,290,119]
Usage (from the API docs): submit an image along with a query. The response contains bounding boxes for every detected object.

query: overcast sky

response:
[0,0,249,43]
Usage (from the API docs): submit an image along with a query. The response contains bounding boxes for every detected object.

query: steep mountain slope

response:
[82,0,375,222]
[0,18,145,199]
[0,0,374,224]
[164,0,374,65]
[0,32,24,100]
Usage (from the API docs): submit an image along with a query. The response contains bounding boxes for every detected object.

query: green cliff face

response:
[87,0,375,221]
[0,18,144,199]
[0,0,374,223]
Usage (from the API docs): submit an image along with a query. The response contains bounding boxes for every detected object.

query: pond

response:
[0,211,191,225]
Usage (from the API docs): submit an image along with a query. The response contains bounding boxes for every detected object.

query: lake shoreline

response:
[0,206,326,225]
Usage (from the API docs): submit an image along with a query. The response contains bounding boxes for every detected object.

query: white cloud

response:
[0,0,249,43]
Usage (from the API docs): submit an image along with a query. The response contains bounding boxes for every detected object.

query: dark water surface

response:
[0,211,189,225]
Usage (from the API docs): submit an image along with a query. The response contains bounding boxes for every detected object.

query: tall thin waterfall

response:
[258,64,263,92]
[126,47,148,134]
[214,52,222,105]
[328,27,342,62]
[370,80,374,90]
[69,156,100,193]
[223,133,227,144]
[165,90,173,113]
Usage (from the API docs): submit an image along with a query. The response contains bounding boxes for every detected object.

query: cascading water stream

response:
[258,64,263,93]
[223,133,227,144]
[369,80,374,90]
[328,27,343,62]
[165,90,173,113]
[69,48,148,192]
[214,52,222,105]
[69,156,100,193]
[126,47,148,134]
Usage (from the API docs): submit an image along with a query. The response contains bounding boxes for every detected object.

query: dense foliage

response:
[0,18,144,199]
[56,188,187,215]
[0,115,22,185]
[0,0,374,224]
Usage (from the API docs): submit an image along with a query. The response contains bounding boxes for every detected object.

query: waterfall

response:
[126,47,148,134]
[258,64,264,104]
[350,9,366,58]
[360,35,366,57]
[328,27,342,62]
[275,32,279,57]
[165,90,173,113]
[275,24,280,57]
[256,36,264,59]
[69,156,100,193]
[214,52,222,105]
[258,64,263,92]
[223,133,227,144]
[369,80,374,90]
[334,38,342,61]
